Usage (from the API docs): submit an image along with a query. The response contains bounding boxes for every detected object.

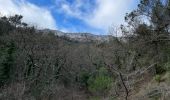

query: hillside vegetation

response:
[0,0,170,100]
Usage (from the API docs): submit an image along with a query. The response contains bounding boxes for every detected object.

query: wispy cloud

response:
[55,0,135,33]
[0,0,57,29]
[55,0,93,19]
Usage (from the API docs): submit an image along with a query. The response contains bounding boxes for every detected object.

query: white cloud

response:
[56,0,135,32]
[56,0,87,18]
[0,0,57,29]
[87,0,133,29]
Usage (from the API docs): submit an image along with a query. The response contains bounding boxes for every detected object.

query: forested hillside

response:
[0,0,170,100]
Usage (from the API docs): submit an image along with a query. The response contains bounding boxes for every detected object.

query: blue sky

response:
[0,0,139,35]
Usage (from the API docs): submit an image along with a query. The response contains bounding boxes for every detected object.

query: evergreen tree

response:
[0,42,15,86]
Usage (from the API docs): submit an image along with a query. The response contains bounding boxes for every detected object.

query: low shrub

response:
[87,67,113,94]
[154,75,161,83]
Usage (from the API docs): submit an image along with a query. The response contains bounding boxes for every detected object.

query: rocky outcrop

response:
[39,29,111,42]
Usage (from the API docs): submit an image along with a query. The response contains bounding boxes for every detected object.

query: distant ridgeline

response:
[39,29,114,43]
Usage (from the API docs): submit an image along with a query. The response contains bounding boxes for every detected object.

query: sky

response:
[0,0,140,35]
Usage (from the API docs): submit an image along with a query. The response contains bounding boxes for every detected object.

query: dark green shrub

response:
[155,64,166,74]
[0,42,16,86]
[154,75,161,83]
[79,71,90,87]
[87,67,113,94]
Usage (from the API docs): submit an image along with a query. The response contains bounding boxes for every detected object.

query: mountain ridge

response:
[39,29,112,42]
